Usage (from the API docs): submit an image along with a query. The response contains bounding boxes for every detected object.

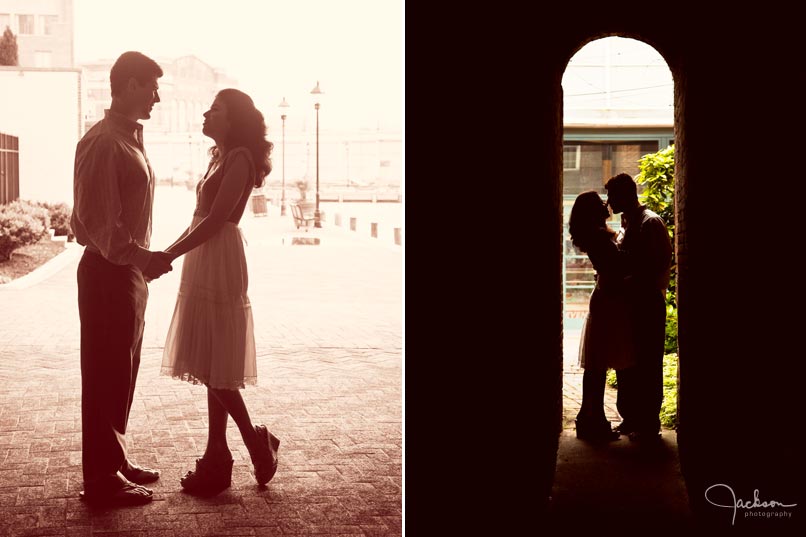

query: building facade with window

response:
[0,0,73,68]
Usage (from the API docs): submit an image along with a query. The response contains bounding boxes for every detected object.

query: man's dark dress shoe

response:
[628,430,662,442]
[612,422,634,435]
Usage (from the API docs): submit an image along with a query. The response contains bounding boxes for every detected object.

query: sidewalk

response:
[553,328,691,527]
[0,196,402,536]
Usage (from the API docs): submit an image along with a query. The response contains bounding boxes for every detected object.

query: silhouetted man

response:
[71,51,172,506]
[605,172,672,441]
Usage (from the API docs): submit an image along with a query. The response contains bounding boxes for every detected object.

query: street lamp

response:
[311,81,324,227]
[344,141,350,188]
[278,97,290,216]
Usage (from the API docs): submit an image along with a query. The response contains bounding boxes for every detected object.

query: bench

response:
[290,202,316,230]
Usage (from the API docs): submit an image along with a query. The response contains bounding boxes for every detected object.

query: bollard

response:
[394,227,401,245]
[335,213,342,226]
[371,222,378,238]
[350,217,357,231]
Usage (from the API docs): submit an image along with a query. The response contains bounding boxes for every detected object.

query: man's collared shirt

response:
[620,205,672,292]
[71,109,154,271]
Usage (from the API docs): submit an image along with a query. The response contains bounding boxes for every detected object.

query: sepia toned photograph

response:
[0,0,403,535]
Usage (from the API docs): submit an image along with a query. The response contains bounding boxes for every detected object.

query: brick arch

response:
[537,17,803,527]
[538,27,686,514]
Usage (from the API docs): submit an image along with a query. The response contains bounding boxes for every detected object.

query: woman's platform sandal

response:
[253,424,280,486]
[180,456,234,497]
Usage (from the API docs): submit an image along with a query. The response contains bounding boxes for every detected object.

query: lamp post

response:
[311,81,324,227]
[345,141,350,188]
[278,97,290,216]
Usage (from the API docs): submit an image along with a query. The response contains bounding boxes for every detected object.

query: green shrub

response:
[606,368,617,388]
[0,200,50,261]
[660,353,678,429]
[35,201,72,236]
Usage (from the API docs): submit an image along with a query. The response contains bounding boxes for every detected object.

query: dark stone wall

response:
[534,7,805,529]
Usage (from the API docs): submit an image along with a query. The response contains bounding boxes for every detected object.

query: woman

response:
[569,190,635,442]
[160,89,279,495]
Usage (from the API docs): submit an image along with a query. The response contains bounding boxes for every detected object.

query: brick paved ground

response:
[0,190,402,537]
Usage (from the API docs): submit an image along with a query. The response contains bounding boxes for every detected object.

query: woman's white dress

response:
[161,148,257,389]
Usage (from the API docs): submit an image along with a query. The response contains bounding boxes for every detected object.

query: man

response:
[604,172,672,441]
[71,51,172,506]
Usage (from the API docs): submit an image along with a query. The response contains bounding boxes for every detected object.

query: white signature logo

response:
[705,484,797,526]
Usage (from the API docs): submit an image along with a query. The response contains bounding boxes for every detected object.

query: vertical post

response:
[281,114,286,216]
[314,103,322,227]
[345,141,350,187]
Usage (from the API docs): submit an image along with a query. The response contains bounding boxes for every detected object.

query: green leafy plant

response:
[660,353,678,429]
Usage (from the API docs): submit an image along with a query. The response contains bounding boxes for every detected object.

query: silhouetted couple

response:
[569,173,672,443]
[71,51,280,507]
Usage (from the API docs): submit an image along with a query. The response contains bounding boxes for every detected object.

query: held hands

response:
[143,251,175,282]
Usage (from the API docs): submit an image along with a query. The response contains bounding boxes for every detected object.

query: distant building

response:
[0,0,74,68]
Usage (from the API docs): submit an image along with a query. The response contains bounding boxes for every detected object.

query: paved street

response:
[0,189,403,537]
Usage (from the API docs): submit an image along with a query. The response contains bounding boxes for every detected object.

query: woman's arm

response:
[164,226,191,252]
[165,152,252,259]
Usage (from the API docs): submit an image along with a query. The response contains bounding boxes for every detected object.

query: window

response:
[17,14,34,35]
[563,145,580,170]
[0,14,10,32]
[42,15,58,35]
[34,51,52,68]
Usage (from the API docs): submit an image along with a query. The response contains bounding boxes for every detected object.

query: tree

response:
[0,26,19,66]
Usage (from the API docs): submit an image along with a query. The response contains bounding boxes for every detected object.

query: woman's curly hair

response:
[569,190,613,253]
[209,88,274,188]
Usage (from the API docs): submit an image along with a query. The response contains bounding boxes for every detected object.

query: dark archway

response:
[537,12,804,531]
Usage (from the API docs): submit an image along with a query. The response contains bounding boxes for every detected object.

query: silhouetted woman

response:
[569,190,635,442]
[160,89,279,495]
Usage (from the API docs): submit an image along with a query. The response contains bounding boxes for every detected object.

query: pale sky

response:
[73,0,404,132]
[563,37,673,120]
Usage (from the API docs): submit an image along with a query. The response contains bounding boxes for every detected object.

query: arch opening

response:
[552,35,690,522]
